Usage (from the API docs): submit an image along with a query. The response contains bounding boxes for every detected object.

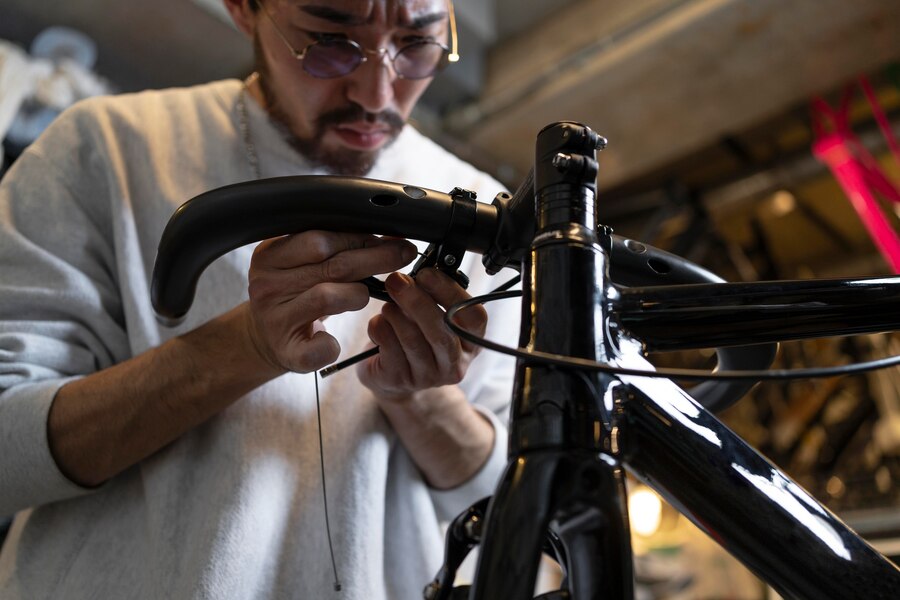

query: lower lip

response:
[332,128,390,150]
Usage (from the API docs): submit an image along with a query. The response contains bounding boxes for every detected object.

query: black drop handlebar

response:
[152,176,498,324]
[151,172,782,412]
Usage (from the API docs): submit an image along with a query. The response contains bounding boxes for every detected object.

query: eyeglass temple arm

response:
[448,0,459,62]
[260,5,307,59]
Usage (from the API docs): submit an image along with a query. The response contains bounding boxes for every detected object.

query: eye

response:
[399,35,433,45]
[303,29,350,42]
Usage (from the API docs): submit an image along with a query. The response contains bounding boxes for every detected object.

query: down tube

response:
[616,376,900,599]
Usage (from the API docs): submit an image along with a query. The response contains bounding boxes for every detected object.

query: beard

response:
[252,35,405,176]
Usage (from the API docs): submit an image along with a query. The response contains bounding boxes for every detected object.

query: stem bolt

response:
[552,153,572,170]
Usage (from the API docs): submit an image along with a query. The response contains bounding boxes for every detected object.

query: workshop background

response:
[2,1,899,598]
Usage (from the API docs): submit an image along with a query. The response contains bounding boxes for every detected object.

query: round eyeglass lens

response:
[394,41,448,79]
[304,39,364,78]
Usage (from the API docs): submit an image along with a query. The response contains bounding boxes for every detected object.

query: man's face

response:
[250,0,448,175]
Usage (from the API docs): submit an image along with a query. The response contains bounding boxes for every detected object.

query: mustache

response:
[316,104,405,132]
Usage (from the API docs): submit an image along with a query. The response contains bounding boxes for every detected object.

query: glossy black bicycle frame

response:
[466,122,900,600]
[151,122,900,599]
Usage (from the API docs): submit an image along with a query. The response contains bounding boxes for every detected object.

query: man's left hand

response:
[356,268,487,401]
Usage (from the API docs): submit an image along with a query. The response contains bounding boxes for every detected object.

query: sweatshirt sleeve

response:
[0,103,131,514]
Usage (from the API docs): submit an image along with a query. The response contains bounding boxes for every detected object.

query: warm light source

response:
[770,190,796,216]
[628,485,663,537]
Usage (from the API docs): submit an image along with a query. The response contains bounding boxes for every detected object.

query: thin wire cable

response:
[445,290,900,382]
[319,271,521,377]
[490,273,522,293]
[314,373,342,592]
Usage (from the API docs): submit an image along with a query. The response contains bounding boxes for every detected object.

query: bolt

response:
[443,255,457,266]
[552,153,571,170]
[463,515,481,540]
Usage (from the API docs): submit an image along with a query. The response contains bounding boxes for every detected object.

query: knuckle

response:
[438,335,461,359]
[321,255,352,281]
[302,231,336,263]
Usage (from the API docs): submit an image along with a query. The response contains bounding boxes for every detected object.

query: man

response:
[0,1,518,597]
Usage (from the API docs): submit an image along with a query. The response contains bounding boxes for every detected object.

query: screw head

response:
[463,515,481,540]
[552,153,571,170]
[443,255,457,266]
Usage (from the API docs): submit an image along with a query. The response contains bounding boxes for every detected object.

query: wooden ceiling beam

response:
[447,0,900,189]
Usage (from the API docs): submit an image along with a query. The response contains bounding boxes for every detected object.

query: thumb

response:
[290,328,341,373]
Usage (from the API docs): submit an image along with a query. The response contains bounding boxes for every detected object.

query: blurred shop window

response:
[0,26,112,177]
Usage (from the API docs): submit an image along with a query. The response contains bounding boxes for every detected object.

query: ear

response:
[222,0,258,38]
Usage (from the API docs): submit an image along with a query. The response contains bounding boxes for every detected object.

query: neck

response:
[243,72,266,111]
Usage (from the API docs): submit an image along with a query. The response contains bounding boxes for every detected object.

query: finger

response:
[380,301,439,378]
[256,231,378,268]
[249,267,371,316]
[287,330,341,373]
[416,268,487,339]
[312,238,416,283]
[286,282,371,319]
[364,313,411,386]
[256,231,416,276]
[384,273,461,368]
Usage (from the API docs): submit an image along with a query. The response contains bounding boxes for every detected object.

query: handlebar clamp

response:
[410,187,477,287]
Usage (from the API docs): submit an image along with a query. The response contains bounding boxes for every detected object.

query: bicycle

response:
[152,121,900,599]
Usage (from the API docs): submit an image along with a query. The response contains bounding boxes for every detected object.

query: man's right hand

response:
[245,231,417,374]
[46,231,415,489]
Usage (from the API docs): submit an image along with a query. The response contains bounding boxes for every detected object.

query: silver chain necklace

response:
[237,72,262,180]
[238,78,343,587]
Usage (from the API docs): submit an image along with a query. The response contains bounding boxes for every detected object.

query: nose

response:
[345,51,397,114]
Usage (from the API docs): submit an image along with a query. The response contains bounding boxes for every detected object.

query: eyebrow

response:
[300,5,368,26]
[299,5,447,29]
[404,11,447,29]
